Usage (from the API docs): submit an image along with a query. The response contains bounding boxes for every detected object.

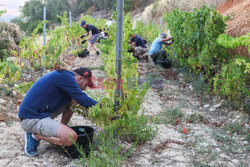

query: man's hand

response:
[81,40,87,44]
[80,34,85,39]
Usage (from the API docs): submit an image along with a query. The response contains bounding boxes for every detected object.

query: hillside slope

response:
[216,0,250,57]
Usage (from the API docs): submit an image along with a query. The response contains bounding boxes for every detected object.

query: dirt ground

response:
[0,46,249,167]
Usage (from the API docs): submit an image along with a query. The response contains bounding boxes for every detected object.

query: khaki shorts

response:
[21,106,67,137]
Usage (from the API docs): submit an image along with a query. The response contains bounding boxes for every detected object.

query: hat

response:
[74,67,95,88]
[80,20,86,27]
[160,32,167,39]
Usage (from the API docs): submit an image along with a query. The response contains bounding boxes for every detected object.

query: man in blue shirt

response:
[18,68,98,156]
[149,33,174,67]
[80,21,100,55]
[129,34,148,61]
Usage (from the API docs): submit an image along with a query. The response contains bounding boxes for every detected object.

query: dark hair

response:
[74,67,92,78]
[74,67,95,88]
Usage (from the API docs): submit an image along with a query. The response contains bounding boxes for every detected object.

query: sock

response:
[32,134,39,141]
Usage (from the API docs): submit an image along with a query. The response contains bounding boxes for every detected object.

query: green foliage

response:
[0,10,6,17]
[157,108,184,125]
[164,6,229,79]
[76,126,135,167]
[133,20,160,44]
[116,110,158,144]
[46,0,71,22]
[81,13,158,145]
[217,33,250,52]
[0,59,22,94]
[213,56,249,107]
[163,6,249,108]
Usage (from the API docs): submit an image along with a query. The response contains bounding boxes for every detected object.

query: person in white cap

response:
[148,33,174,66]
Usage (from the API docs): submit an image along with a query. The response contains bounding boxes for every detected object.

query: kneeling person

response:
[148,33,174,68]
[18,68,98,156]
[129,34,148,61]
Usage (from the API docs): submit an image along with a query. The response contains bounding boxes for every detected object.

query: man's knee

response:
[57,124,78,146]
[67,131,78,146]
[62,130,77,146]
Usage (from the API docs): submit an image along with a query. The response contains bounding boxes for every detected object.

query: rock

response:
[204,104,210,108]
[0,99,6,104]
[232,159,239,164]
[188,85,193,91]
[12,91,17,97]
[0,150,17,158]
[215,148,220,152]
[243,141,248,145]
[209,108,216,112]
[33,162,40,166]
[214,103,222,108]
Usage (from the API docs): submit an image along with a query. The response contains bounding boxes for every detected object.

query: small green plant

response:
[185,113,208,124]
[75,126,135,167]
[157,108,184,125]
[223,123,248,135]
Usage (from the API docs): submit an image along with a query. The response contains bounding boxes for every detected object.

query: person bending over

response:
[18,67,98,156]
[129,34,148,61]
[80,21,100,55]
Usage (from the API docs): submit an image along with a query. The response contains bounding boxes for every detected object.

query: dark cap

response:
[80,20,86,27]
[74,67,95,88]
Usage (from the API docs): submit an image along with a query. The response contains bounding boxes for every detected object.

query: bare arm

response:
[161,37,173,43]
[86,31,93,41]
[61,103,74,125]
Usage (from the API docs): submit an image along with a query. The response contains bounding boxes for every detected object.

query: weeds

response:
[75,126,136,167]
[223,122,248,135]
[157,108,184,125]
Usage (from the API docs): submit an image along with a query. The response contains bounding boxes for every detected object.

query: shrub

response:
[0,22,21,58]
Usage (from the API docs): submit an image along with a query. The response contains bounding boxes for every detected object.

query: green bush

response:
[164,6,229,79]
[213,56,250,108]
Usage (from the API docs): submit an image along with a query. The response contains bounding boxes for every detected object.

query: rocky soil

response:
[0,46,249,167]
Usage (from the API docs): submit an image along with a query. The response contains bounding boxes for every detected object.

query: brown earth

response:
[216,0,250,57]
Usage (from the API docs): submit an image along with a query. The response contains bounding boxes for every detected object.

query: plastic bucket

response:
[64,126,95,159]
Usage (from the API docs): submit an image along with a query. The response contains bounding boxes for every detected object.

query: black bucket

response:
[64,126,95,159]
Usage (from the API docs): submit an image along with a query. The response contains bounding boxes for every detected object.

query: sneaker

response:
[24,132,40,156]
[96,51,100,55]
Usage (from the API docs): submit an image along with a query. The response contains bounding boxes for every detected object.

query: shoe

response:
[96,51,100,55]
[24,132,40,156]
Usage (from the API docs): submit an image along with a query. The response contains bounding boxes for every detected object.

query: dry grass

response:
[141,0,227,24]
[0,22,20,52]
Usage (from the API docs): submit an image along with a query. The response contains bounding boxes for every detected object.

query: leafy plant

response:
[217,33,250,52]
[213,56,249,107]
[75,126,136,167]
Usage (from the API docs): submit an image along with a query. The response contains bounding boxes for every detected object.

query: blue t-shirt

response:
[148,37,166,55]
[131,35,146,48]
[18,70,98,119]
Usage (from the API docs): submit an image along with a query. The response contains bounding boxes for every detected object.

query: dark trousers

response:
[150,50,166,63]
